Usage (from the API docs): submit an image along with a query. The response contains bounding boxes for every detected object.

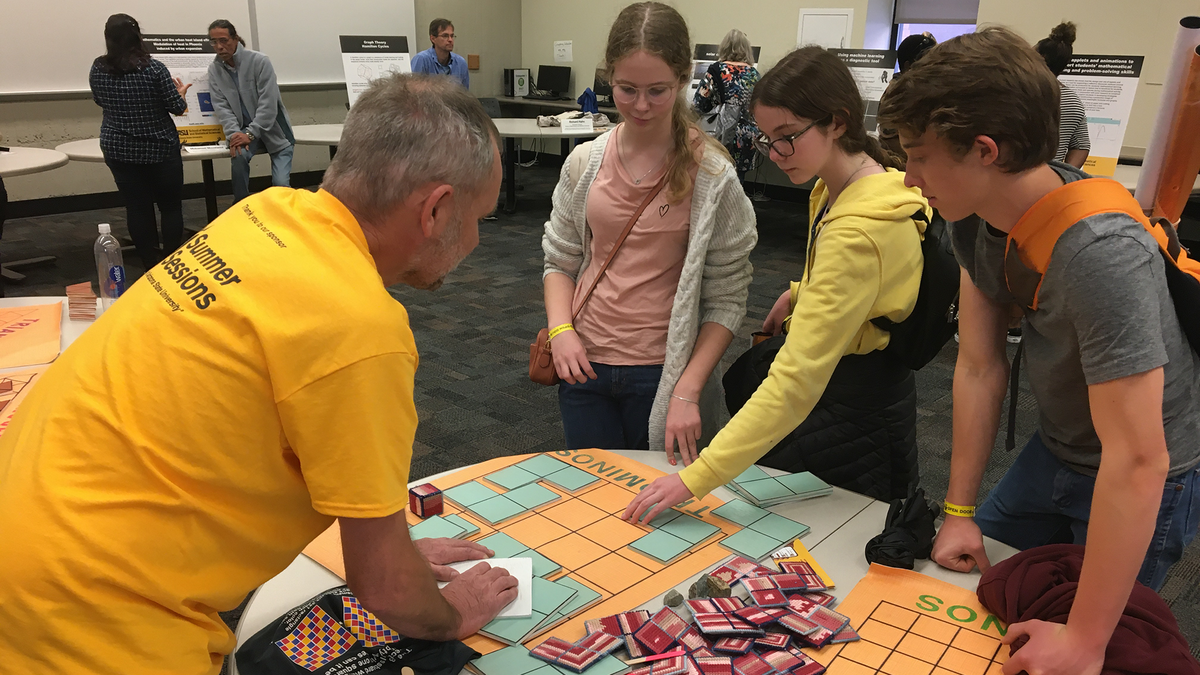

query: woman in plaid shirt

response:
[89,14,192,269]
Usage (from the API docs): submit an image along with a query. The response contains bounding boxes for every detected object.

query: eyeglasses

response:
[753,115,831,157]
[612,83,677,106]
[208,37,235,46]
[436,33,456,39]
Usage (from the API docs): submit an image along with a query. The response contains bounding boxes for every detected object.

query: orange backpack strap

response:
[1005,178,1153,310]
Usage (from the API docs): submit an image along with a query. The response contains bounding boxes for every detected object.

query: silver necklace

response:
[834,159,879,200]
[618,126,668,185]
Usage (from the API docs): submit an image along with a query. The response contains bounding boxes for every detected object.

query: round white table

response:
[56,139,229,223]
[232,450,1016,674]
[290,120,607,214]
[0,147,72,284]
[0,146,70,178]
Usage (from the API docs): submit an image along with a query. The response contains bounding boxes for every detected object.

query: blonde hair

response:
[718,29,752,64]
[603,2,731,203]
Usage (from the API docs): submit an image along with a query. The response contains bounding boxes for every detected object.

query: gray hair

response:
[718,29,753,64]
[322,74,498,222]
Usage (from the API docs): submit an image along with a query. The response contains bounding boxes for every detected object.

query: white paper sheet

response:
[436,557,532,618]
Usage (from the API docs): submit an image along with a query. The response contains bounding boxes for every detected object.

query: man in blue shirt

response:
[410,18,469,89]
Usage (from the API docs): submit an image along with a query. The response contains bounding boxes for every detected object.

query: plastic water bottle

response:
[94,223,126,313]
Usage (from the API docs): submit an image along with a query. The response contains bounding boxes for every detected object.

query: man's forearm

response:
[947,358,1008,506]
[1068,445,1167,649]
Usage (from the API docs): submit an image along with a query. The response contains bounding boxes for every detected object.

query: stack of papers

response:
[725,466,832,507]
[66,282,96,321]
[436,557,532,618]
[478,575,584,645]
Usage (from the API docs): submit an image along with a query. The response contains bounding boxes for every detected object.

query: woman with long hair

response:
[542,2,757,458]
[89,13,191,270]
[1036,21,1090,168]
[693,29,761,179]
[627,46,930,521]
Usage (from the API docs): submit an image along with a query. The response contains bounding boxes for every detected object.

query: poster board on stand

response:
[144,35,226,146]
[340,36,411,108]
[833,49,897,133]
[1058,55,1144,176]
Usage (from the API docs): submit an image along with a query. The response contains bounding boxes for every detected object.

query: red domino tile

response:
[787,596,821,616]
[711,597,745,612]
[761,650,805,671]
[556,646,602,673]
[799,591,836,607]
[626,636,650,659]
[530,637,573,663]
[692,647,717,659]
[747,565,777,577]
[777,613,819,636]
[808,606,850,633]
[694,656,735,675]
[687,599,720,614]
[577,630,622,654]
[732,652,774,675]
[709,564,744,584]
[797,626,835,648]
[731,607,777,627]
[750,589,789,608]
[652,607,690,638]
[753,632,791,650]
[739,576,776,593]
[629,656,690,675]
[678,627,710,652]
[830,625,859,644]
[771,573,807,593]
[620,610,652,634]
[712,637,753,654]
[633,621,677,654]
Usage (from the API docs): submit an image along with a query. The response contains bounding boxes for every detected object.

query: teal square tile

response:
[482,610,549,644]
[504,482,561,510]
[531,575,578,616]
[712,499,771,527]
[514,453,570,477]
[774,471,832,495]
[658,514,721,545]
[442,514,480,538]
[719,528,783,561]
[733,464,771,483]
[549,576,602,617]
[543,465,601,492]
[471,646,547,675]
[470,494,529,525]
[476,532,529,558]
[523,548,563,577]
[748,512,810,542]
[629,529,693,563]
[408,515,466,540]
[486,465,541,490]
[642,507,682,527]
[739,477,793,503]
[443,481,500,507]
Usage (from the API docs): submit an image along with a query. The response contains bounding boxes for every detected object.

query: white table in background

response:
[290,121,607,214]
[0,147,71,284]
[0,295,96,375]
[1113,164,1200,195]
[55,139,229,223]
[232,449,1013,674]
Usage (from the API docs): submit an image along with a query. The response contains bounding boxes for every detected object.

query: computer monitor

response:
[593,68,613,102]
[537,65,572,96]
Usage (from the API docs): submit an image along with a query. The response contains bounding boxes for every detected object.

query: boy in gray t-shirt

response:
[879,27,1199,674]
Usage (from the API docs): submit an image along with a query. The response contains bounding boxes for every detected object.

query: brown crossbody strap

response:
[570,176,667,321]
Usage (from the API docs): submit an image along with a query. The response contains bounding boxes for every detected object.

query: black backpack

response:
[870,209,960,370]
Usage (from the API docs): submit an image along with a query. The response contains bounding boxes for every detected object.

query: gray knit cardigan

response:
[541,129,758,452]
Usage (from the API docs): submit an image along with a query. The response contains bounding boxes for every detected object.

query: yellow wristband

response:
[943,502,976,518]
[547,323,574,340]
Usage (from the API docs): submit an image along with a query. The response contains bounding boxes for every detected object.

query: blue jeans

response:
[231,139,294,203]
[976,432,1200,591]
[558,363,662,450]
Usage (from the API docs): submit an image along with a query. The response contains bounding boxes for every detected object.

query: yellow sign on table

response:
[0,303,62,369]
[808,565,1009,675]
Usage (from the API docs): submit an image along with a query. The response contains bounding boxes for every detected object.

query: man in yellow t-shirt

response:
[0,74,514,674]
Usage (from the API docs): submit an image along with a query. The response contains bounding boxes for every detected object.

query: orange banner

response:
[0,303,62,369]
[0,365,49,438]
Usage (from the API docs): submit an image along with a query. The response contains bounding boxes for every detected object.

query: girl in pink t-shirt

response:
[541,2,757,459]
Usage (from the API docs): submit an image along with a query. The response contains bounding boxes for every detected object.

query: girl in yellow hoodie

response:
[625,45,931,521]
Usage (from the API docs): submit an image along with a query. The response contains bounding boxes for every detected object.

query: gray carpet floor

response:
[4,159,1197,666]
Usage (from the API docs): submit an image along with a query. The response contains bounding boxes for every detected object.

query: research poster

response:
[340,36,412,107]
[832,49,897,133]
[688,43,762,102]
[144,35,225,145]
[1058,54,1144,176]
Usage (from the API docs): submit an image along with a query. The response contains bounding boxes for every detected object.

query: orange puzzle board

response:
[0,303,62,369]
[807,565,1010,675]
[303,448,747,656]
[0,365,48,438]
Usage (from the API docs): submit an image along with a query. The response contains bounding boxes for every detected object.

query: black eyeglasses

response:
[753,115,831,157]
